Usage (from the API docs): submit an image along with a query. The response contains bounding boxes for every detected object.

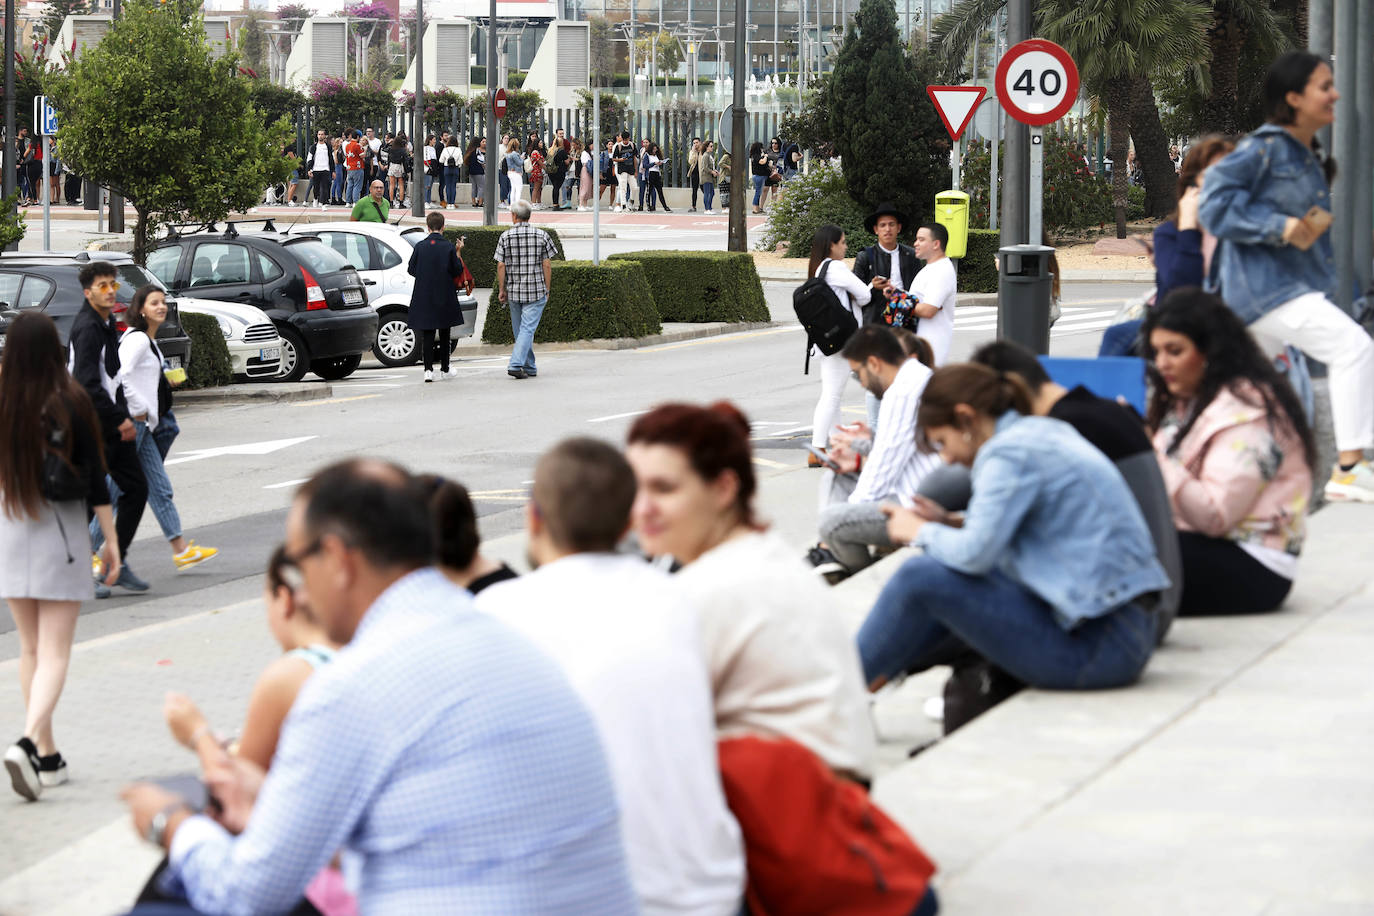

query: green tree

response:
[41,0,94,41]
[248,79,306,128]
[829,0,948,222]
[588,16,616,87]
[238,10,272,77]
[47,0,293,263]
[277,3,313,24]
[634,30,683,77]
[0,193,26,248]
[576,89,626,141]
[779,83,838,158]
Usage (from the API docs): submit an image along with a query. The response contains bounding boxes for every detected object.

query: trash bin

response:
[934,190,970,259]
[997,244,1055,354]
[83,180,100,211]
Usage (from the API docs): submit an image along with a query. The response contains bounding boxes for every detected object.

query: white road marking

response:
[263,478,309,490]
[588,409,650,423]
[166,436,317,466]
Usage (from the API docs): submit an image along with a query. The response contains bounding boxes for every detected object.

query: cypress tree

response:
[828,0,948,225]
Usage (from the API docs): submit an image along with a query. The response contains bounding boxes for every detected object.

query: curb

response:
[174,382,331,406]
[1061,269,1154,283]
[453,321,779,357]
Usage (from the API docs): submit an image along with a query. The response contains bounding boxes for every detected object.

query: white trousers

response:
[507,172,523,206]
[1250,292,1374,454]
[811,349,853,449]
[616,172,631,206]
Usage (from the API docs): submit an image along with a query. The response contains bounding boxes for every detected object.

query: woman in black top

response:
[749,141,770,213]
[646,143,671,212]
[1,312,120,800]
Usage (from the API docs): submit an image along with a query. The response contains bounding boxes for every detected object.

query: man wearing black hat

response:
[853,202,922,325]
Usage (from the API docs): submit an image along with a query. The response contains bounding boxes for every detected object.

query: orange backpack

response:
[718,735,937,916]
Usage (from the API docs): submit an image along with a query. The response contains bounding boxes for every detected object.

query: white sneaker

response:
[578,206,589,211]
[5,740,41,801]
[443,368,460,380]
[1325,460,1374,503]
[922,696,945,723]
[423,370,434,383]
[705,209,715,214]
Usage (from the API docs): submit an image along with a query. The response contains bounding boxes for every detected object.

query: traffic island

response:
[480,259,661,345]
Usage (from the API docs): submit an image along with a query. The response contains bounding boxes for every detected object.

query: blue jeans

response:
[1098,318,1142,357]
[752,174,765,205]
[857,555,1156,691]
[561,170,576,207]
[423,173,433,203]
[702,181,715,210]
[508,296,547,375]
[91,413,183,551]
[345,169,363,204]
[499,170,510,203]
[446,166,463,203]
[331,164,345,201]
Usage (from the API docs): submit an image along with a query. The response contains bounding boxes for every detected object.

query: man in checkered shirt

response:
[494,200,559,379]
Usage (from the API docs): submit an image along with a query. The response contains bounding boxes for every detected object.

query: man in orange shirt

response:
[344,131,365,205]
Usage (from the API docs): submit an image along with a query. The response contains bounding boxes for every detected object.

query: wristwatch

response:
[146,801,191,847]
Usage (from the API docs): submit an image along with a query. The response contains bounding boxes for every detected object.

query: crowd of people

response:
[1,47,1369,915]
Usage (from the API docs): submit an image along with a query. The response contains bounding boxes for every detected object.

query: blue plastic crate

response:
[1038,356,1148,415]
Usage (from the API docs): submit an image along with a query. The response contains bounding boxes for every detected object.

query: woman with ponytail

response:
[857,364,1170,696]
[1198,50,1374,503]
[626,401,876,783]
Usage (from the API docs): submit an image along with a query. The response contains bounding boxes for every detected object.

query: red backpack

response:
[718,735,937,916]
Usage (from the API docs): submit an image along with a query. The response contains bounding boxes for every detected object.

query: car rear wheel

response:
[373,310,417,367]
[275,325,309,383]
[312,353,362,381]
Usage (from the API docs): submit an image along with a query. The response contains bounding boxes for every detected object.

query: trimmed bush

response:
[958,229,1001,294]
[481,260,662,345]
[606,250,769,323]
[444,226,566,289]
[179,312,233,389]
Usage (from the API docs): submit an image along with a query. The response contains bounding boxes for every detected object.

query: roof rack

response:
[164,218,277,241]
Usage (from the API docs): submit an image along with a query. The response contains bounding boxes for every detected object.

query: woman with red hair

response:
[626,401,876,783]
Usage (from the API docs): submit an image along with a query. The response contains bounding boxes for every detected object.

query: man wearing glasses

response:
[68,262,150,594]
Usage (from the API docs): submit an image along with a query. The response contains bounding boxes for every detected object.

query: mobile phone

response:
[806,446,844,472]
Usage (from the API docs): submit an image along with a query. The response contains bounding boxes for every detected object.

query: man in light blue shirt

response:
[121,458,638,916]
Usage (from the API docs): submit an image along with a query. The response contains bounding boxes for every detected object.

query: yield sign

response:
[926,86,987,142]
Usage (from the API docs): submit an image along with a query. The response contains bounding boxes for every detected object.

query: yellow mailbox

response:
[934,190,970,259]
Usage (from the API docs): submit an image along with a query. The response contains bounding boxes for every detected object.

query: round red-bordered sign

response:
[493,87,508,119]
[995,39,1079,127]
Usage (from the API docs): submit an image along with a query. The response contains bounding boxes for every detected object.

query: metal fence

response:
[295,105,785,189]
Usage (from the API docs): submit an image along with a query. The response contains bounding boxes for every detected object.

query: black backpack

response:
[793,261,858,373]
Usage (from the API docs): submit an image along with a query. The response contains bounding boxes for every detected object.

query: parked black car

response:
[146,223,376,382]
[0,251,192,367]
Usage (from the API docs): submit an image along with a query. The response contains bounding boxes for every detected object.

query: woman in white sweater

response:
[626,401,877,784]
[807,225,871,466]
[90,286,217,574]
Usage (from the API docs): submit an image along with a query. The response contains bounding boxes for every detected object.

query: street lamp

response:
[4,0,17,244]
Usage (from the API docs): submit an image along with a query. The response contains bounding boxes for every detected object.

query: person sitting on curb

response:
[118,458,638,915]
[1145,289,1314,616]
[626,402,877,785]
[806,326,941,583]
[856,365,1170,701]
[476,438,746,916]
[419,474,518,596]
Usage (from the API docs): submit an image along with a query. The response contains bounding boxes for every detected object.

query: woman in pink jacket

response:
[1144,289,1314,615]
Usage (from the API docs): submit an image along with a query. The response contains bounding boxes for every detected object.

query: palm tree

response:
[934,0,1211,235]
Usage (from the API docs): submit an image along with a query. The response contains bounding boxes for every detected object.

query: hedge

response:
[179,312,232,389]
[606,250,769,323]
[958,230,1001,294]
[481,260,661,344]
[443,226,566,288]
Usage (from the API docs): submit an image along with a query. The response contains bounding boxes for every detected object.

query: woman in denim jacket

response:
[1198,50,1374,503]
[857,364,1170,693]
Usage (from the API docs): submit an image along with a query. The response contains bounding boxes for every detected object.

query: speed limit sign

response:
[995,39,1079,126]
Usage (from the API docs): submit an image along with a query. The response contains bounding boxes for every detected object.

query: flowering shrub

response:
[309,76,395,133]
[396,87,469,133]
[757,163,879,257]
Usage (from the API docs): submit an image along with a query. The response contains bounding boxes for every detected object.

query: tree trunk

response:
[1104,78,1132,239]
[1200,4,1244,136]
[133,208,151,267]
[1129,74,1179,219]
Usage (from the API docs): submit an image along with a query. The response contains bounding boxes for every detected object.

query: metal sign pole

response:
[411,0,424,218]
[483,0,497,227]
[989,103,1000,231]
[42,135,50,250]
[952,136,961,191]
[592,90,600,265]
[1028,125,1043,244]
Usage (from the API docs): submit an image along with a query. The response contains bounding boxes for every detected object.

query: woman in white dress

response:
[807,224,871,466]
[1,312,120,801]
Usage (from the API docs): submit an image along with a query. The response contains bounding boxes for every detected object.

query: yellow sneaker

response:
[174,543,219,570]
[1325,461,1374,503]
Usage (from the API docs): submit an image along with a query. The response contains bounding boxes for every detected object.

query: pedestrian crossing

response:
[955,305,1123,337]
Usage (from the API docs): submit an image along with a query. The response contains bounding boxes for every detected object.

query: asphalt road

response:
[0,274,1146,651]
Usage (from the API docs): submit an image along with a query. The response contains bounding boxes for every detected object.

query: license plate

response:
[259,347,280,360]
[342,290,363,305]
[166,354,183,368]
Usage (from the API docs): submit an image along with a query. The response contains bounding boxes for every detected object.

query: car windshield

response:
[115,264,166,305]
[283,239,351,274]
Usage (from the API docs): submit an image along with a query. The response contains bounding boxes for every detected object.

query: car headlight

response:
[216,318,232,339]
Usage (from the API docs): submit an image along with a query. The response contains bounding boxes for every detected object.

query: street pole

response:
[484,0,497,227]
[42,134,50,250]
[727,0,747,252]
[592,90,600,264]
[999,0,1029,248]
[1331,0,1357,309]
[3,0,16,249]
[1353,0,1373,297]
[1309,0,1334,153]
[109,0,123,234]
[989,100,1000,231]
[411,0,424,218]
[1028,126,1043,245]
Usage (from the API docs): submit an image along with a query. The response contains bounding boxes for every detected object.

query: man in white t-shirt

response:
[909,222,958,365]
[475,438,745,916]
[308,129,332,210]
